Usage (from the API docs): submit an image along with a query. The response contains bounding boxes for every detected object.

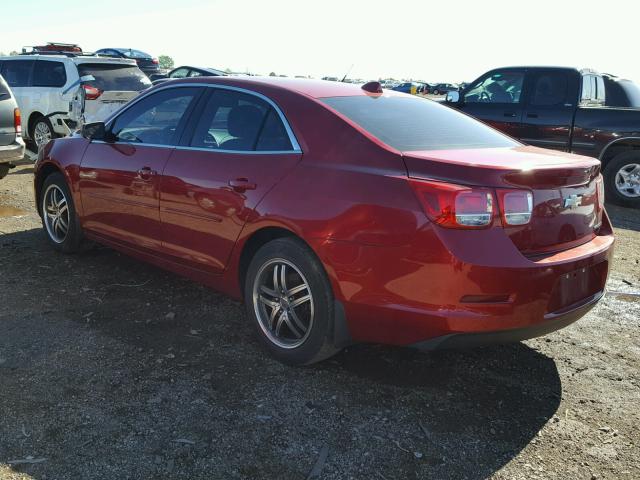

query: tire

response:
[603,151,640,208]
[31,116,56,151]
[40,172,84,253]
[433,89,440,95]
[0,164,9,180]
[244,237,340,366]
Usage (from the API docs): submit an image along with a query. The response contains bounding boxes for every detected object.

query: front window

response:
[110,87,200,145]
[170,68,190,79]
[322,95,519,151]
[464,71,524,104]
[77,63,151,92]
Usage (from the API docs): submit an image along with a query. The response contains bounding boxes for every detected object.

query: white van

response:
[0,54,151,149]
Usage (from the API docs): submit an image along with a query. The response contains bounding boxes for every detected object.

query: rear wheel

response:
[40,172,84,253]
[31,116,55,151]
[244,237,340,365]
[603,151,640,208]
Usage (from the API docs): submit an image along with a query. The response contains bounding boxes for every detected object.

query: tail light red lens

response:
[82,84,102,100]
[152,58,159,64]
[497,189,533,226]
[409,179,494,229]
[13,108,21,134]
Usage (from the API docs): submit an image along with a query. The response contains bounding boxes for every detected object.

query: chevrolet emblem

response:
[563,194,583,209]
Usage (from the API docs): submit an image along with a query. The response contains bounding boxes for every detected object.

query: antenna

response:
[341,64,354,82]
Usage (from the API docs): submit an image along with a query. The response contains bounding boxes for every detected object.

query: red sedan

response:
[34,77,614,365]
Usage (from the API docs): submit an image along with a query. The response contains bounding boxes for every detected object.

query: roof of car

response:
[167,75,399,99]
[0,54,137,66]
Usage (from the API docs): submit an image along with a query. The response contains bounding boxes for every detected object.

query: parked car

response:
[95,48,160,77]
[391,82,419,94]
[0,53,151,150]
[34,77,613,365]
[431,83,458,95]
[445,66,640,207]
[0,74,25,179]
[151,66,226,85]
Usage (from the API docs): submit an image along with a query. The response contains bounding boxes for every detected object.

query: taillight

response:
[596,175,605,210]
[13,108,21,134]
[152,58,159,64]
[82,84,102,100]
[496,189,533,226]
[409,179,494,229]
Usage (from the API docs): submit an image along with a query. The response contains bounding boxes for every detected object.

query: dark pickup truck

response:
[444,66,640,208]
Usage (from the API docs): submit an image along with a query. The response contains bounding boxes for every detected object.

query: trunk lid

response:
[403,146,603,255]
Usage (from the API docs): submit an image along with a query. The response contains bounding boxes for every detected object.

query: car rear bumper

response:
[313,212,614,348]
[410,290,603,350]
[0,137,25,163]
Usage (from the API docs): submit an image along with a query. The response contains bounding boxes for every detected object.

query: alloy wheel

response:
[614,163,640,198]
[34,121,52,150]
[43,184,70,243]
[252,258,314,349]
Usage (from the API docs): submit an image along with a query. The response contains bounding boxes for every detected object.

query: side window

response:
[0,60,34,87]
[188,70,203,78]
[190,89,274,151]
[464,71,524,104]
[256,109,293,151]
[581,75,600,104]
[110,87,200,145]
[33,61,67,88]
[530,72,568,106]
[170,68,190,79]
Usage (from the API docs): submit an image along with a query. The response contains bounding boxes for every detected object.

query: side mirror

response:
[445,91,460,103]
[82,122,106,141]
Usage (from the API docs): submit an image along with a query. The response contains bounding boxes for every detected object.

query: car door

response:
[458,69,526,139]
[160,87,302,273]
[78,86,203,250]
[520,69,579,151]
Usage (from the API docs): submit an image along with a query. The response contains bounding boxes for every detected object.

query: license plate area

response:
[546,261,608,313]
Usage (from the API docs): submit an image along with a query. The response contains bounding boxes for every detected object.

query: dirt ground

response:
[1,158,639,480]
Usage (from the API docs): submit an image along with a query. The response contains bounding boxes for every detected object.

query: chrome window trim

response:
[103,82,302,153]
[91,140,300,156]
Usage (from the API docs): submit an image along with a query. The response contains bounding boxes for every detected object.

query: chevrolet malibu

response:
[34,77,614,365]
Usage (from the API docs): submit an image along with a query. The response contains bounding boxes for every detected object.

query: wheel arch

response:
[27,111,46,139]
[599,137,640,168]
[34,162,64,216]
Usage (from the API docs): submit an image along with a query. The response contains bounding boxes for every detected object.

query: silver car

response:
[0,74,25,179]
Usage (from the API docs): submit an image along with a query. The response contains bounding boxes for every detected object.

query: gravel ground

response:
[0,158,639,480]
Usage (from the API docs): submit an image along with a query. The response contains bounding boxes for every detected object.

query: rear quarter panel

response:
[572,107,640,158]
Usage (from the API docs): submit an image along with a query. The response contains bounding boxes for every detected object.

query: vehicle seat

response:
[219,105,264,150]
[486,82,512,103]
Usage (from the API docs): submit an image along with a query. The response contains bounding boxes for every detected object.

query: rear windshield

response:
[119,49,151,59]
[604,78,640,108]
[77,63,151,92]
[321,95,519,151]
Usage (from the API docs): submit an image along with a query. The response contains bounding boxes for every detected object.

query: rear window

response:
[77,63,151,92]
[0,60,33,88]
[322,95,519,151]
[604,78,640,108]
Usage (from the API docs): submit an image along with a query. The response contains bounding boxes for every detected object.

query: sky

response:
[1,0,639,83]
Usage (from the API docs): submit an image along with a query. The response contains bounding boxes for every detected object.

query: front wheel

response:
[40,172,84,253]
[244,237,340,365]
[603,151,640,208]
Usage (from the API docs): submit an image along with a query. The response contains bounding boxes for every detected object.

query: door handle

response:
[527,113,539,118]
[136,166,157,179]
[503,112,517,118]
[228,178,257,192]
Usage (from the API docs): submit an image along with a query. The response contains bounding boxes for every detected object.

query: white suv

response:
[0,54,151,149]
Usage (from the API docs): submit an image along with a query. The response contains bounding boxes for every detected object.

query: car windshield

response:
[119,49,151,59]
[78,63,151,91]
[321,95,519,151]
